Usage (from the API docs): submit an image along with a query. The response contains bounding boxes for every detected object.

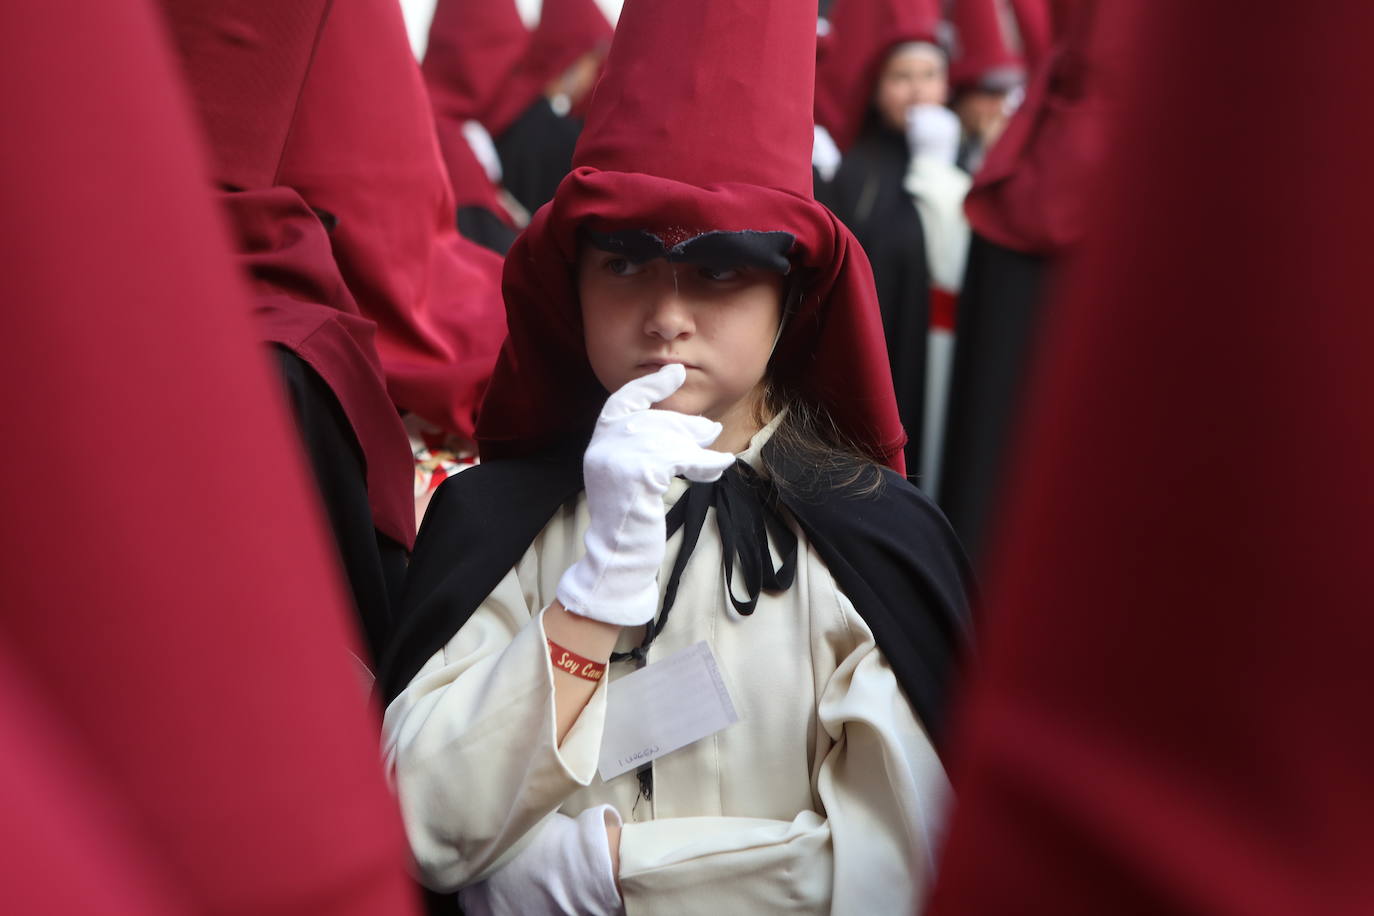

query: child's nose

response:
[643,273,694,340]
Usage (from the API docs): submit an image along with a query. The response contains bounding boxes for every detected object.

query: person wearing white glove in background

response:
[382,1,971,913]
[904,100,973,501]
[816,30,953,479]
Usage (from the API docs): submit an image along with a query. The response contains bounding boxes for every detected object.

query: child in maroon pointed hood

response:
[382,0,972,911]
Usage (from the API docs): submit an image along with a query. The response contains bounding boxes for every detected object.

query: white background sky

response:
[398,0,625,60]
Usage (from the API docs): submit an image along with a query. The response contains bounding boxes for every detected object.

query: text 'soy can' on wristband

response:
[548,638,607,682]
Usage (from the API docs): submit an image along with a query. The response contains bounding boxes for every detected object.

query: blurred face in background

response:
[954,88,1010,143]
[874,42,949,132]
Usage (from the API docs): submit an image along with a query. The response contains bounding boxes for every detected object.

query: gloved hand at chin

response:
[557,363,736,627]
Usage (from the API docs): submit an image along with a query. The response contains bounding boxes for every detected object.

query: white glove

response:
[905,103,962,166]
[458,805,624,916]
[557,364,735,626]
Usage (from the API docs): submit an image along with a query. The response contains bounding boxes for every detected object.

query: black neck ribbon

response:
[613,461,798,665]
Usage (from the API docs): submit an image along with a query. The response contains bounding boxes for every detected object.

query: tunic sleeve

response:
[617,597,951,915]
[905,155,973,294]
[381,556,609,891]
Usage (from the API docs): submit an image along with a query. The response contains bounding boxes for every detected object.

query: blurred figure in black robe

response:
[815,0,944,477]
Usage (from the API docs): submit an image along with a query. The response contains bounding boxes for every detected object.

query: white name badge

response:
[597,641,740,782]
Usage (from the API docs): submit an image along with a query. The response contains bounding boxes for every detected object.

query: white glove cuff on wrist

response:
[575,804,624,914]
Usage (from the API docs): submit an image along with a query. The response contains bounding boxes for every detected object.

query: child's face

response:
[874,46,949,132]
[578,246,784,445]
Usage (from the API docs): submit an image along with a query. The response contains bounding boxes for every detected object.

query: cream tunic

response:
[383,422,952,915]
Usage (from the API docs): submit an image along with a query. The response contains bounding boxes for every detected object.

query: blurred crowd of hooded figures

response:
[7,0,1374,911]
[149,0,1103,677]
[418,0,1082,572]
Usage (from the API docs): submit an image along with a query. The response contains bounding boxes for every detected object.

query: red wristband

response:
[548,639,607,682]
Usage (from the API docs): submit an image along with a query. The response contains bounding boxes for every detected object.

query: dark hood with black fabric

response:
[379,440,973,753]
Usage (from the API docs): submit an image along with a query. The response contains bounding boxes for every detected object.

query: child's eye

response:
[602,257,643,277]
[699,265,741,282]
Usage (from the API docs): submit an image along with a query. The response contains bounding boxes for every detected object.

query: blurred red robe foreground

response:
[930,1,1374,913]
[0,1,416,912]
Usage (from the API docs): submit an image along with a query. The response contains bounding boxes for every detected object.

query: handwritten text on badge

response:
[597,641,739,781]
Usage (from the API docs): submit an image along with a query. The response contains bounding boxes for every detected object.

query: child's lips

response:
[637,358,698,371]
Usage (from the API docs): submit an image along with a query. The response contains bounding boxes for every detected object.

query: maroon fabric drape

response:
[276,0,508,443]
[930,2,1374,912]
[0,1,417,911]
[1009,0,1054,75]
[484,0,613,137]
[477,0,908,474]
[159,0,416,548]
[1,644,183,913]
[225,186,418,547]
[423,0,527,218]
[962,0,1122,255]
[813,0,942,152]
[423,0,528,124]
[158,1,329,191]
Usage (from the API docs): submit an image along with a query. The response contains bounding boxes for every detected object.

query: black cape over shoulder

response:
[275,347,405,666]
[379,441,973,752]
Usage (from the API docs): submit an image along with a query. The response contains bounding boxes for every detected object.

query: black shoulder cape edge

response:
[377,451,583,702]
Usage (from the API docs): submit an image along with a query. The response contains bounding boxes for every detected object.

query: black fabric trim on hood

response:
[585,228,795,274]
